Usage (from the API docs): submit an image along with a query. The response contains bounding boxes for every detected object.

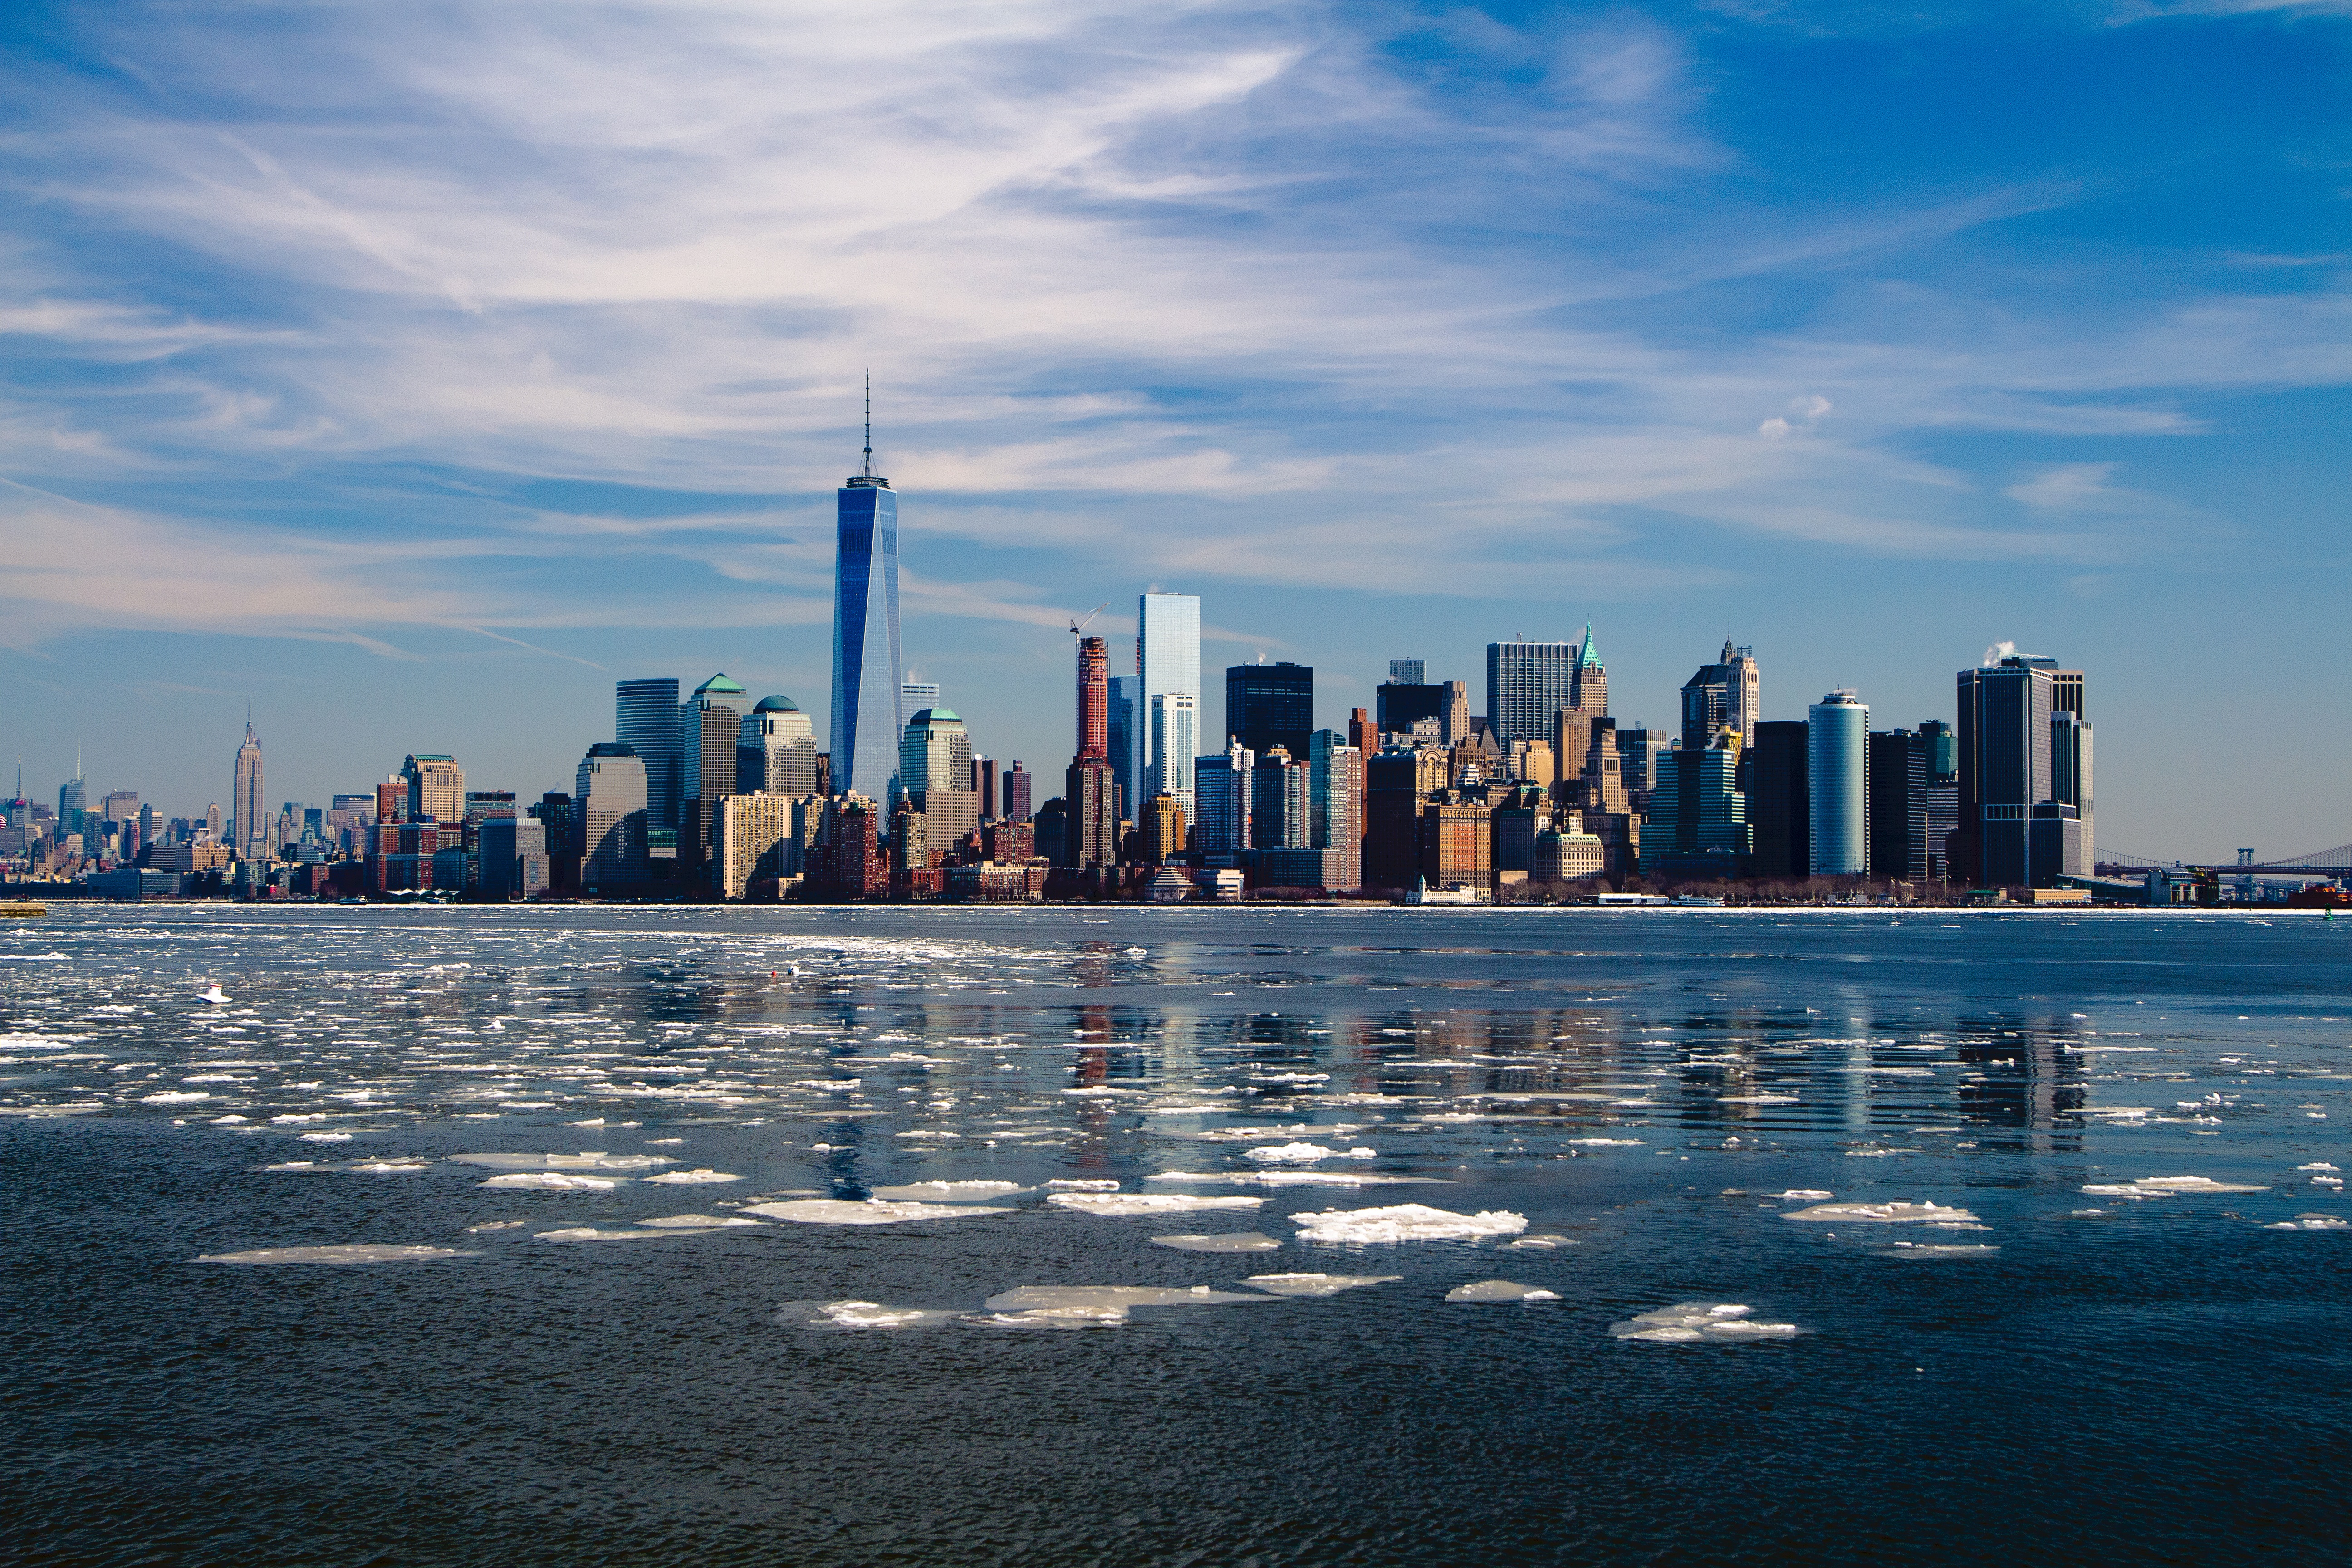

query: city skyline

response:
[4,4,2350,859]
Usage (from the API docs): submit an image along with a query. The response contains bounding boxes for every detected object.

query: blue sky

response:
[2,0,2346,858]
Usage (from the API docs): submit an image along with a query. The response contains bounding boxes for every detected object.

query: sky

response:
[2,0,2347,860]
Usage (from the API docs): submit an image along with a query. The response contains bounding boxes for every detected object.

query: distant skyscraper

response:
[741,695,821,797]
[1066,637,1117,867]
[901,680,940,713]
[1748,720,1811,879]
[1003,762,1033,823]
[1955,655,2090,887]
[1193,740,1253,857]
[616,678,682,829]
[1646,734,1748,872]
[1250,746,1309,851]
[1486,641,1577,747]
[1568,624,1606,718]
[1681,641,1761,751]
[402,753,464,825]
[1921,719,1958,881]
[1308,730,1362,856]
[1868,728,1929,881]
[831,385,903,801]
[1807,691,1869,875]
[58,753,84,828]
[232,713,265,859]
[575,743,648,893]
[1106,675,1137,824]
[1226,661,1312,761]
[901,707,980,844]
[1388,658,1424,685]
[1148,692,1198,820]
[681,673,751,877]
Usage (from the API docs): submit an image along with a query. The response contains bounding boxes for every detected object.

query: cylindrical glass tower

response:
[1808,691,1870,875]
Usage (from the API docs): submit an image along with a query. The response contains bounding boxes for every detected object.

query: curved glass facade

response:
[1808,691,1870,875]
[830,479,902,801]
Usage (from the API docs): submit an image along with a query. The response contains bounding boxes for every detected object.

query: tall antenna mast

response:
[862,370,874,480]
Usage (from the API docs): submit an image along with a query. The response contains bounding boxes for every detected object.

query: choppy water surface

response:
[5,905,2348,1564]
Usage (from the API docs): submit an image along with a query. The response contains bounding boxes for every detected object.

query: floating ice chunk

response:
[1290,1204,1527,1243]
[783,1299,966,1330]
[344,1161,427,1174]
[641,1168,741,1185]
[1505,1235,1575,1249]
[299,1132,353,1143]
[1044,1178,1120,1191]
[2298,1162,2340,1172]
[1565,1138,1644,1147]
[646,1138,686,1146]
[534,1226,726,1241]
[210,1115,249,1125]
[983,1285,1270,1312]
[1241,1273,1401,1297]
[480,1172,619,1191]
[638,1213,763,1228]
[1445,1279,1560,1303]
[868,1181,1032,1202]
[567,1119,605,1127]
[1882,1242,2000,1257]
[1244,1142,1376,1164]
[967,1306,1131,1329]
[1778,1190,1836,1201]
[2079,1176,2267,1197]
[2266,1215,2351,1231]
[1048,1192,1265,1216]
[194,1245,476,1265]
[1610,1302,1800,1344]
[1718,1094,1799,1105]
[1782,1201,1980,1225]
[1151,1232,1281,1253]
[1146,1170,1446,1188]
[449,1152,675,1172]
[741,1199,1014,1225]
[262,1161,317,1171]
[199,986,230,1005]
[465,1220,525,1232]
[142,1091,211,1104]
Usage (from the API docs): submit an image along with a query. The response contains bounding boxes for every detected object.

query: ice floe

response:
[641,1168,742,1185]
[480,1172,619,1191]
[1781,1201,1980,1225]
[535,1226,728,1241]
[1609,1302,1800,1344]
[1504,1235,1574,1249]
[1044,1178,1120,1191]
[2266,1214,2351,1231]
[199,986,230,1005]
[2079,1176,2268,1197]
[1147,1170,1446,1188]
[781,1299,966,1330]
[970,1285,1273,1328]
[1289,1204,1528,1243]
[1241,1273,1400,1297]
[1445,1279,1558,1302]
[1245,1142,1377,1163]
[741,1199,1014,1225]
[142,1091,211,1104]
[1047,1192,1264,1216]
[638,1213,764,1228]
[299,1132,354,1142]
[1150,1232,1281,1252]
[1778,1190,1835,1201]
[449,1151,675,1172]
[1881,1242,2000,1257]
[344,1161,427,1174]
[868,1181,1031,1202]
[194,1244,476,1265]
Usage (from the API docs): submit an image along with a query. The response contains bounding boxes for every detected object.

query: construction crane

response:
[1068,603,1107,638]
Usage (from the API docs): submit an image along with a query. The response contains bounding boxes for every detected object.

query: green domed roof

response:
[908,707,960,726]
[695,672,747,696]
[754,694,800,713]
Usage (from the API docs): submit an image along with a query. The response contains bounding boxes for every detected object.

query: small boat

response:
[0,900,47,918]
[199,985,231,1004]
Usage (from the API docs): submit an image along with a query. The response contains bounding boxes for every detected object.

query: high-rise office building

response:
[1681,642,1762,751]
[1647,734,1749,873]
[1868,729,1929,881]
[1807,691,1869,876]
[1568,624,1606,718]
[1955,655,2091,887]
[615,678,682,830]
[1226,661,1313,761]
[830,387,903,801]
[1389,658,1424,685]
[402,753,463,827]
[901,680,940,714]
[741,695,821,797]
[971,756,996,821]
[1377,671,1448,737]
[1003,762,1032,823]
[1921,720,1958,881]
[1363,745,1450,891]
[681,674,751,877]
[1250,746,1309,851]
[575,743,648,893]
[1106,674,1137,827]
[1141,793,1186,863]
[1486,640,1578,747]
[206,802,225,842]
[1192,741,1252,857]
[901,707,979,843]
[715,793,798,900]
[58,759,85,830]
[1066,638,1117,869]
[1618,725,1667,814]
[1308,729,1363,858]
[1148,693,1198,820]
[1748,720,1811,879]
[232,715,265,859]
[1137,592,1201,835]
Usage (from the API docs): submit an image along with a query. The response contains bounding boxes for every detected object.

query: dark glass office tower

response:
[1227,661,1313,761]
[1955,656,2090,887]
[1868,728,1929,881]
[830,384,902,801]
[1749,720,1810,879]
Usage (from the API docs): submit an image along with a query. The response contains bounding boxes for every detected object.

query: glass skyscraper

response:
[615,678,682,830]
[830,402,902,802]
[1807,691,1870,875]
[1137,592,1200,822]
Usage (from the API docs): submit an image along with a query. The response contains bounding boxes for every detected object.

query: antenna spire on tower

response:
[862,370,873,480]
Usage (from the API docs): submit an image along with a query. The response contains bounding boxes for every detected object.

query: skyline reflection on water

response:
[5,904,2347,1565]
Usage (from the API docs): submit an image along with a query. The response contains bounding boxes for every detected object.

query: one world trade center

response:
[829,378,903,801]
